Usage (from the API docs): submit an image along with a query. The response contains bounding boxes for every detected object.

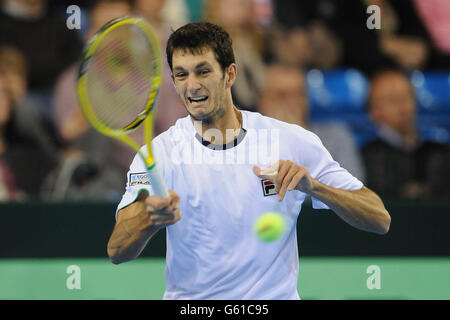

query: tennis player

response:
[107,22,391,300]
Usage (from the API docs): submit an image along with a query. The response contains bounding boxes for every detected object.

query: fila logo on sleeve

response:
[261,179,277,196]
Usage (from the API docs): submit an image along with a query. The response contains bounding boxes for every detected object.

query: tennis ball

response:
[254,212,286,242]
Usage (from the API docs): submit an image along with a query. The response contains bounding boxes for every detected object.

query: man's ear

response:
[225,63,237,88]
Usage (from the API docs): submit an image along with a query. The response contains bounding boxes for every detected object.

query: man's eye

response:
[200,69,210,75]
[175,73,187,78]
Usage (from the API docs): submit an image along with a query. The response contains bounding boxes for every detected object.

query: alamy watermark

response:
[366,265,381,290]
[366,5,381,30]
[66,4,382,33]
[66,5,81,30]
[167,121,280,167]
[66,265,81,290]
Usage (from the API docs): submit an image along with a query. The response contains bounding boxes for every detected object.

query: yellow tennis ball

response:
[254,212,286,242]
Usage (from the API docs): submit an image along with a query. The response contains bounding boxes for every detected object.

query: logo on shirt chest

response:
[261,179,277,196]
[129,172,151,186]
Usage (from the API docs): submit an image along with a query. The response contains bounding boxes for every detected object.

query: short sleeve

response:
[301,131,364,210]
[115,138,170,220]
[115,150,152,220]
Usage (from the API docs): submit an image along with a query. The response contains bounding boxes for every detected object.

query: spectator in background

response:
[205,0,267,110]
[258,63,366,182]
[266,26,313,68]
[328,0,448,74]
[0,46,58,198]
[47,0,135,200]
[269,0,343,70]
[273,0,450,74]
[135,0,187,136]
[0,45,58,157]
[50,0,188,201]
[413,0,450,68]
[135,0,170,36]
[0,0,83,119]
[362,70,450,199]
[136,0,188,32]
[371,0,429,70]
[0,73,20,200]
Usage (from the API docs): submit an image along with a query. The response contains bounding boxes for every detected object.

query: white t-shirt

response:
[116,110,363,300]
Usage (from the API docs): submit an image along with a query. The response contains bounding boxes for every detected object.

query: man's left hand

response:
[253,160,316,201]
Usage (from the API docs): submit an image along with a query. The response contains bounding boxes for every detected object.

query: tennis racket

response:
[77,16,169,198]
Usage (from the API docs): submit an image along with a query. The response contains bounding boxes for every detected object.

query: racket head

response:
[77,16,162,144]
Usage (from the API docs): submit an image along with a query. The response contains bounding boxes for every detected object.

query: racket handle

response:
[147,164,169,198]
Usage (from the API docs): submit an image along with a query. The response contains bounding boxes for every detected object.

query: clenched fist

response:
[145,190,181,227]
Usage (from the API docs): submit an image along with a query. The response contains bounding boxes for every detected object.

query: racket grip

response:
[147,164,169,198]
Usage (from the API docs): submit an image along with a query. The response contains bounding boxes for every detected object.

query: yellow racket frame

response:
[77,17,162,170]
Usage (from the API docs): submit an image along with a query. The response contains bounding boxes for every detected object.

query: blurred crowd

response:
[0,0,449,202]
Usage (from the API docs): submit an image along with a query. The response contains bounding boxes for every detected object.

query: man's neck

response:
[378,123,418,150]
[192,105,243,145]
[401,126,418,150]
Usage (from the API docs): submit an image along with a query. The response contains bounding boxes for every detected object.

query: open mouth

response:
[188,96,208,104]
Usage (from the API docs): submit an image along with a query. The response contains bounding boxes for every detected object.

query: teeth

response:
[189,96,208,102]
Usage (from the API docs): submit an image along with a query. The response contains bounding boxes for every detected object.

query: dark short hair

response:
[166,22,235,72]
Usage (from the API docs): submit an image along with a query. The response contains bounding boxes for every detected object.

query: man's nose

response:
[186,74,201,93]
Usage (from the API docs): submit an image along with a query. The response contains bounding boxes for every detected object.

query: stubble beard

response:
[189,103,226,126]
[187,81,227,127]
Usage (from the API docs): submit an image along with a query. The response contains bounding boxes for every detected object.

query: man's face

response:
[259,66,308,126]
[0,69,26,103]
[135,0,165,21]
[171,47,231,124]
[370,73,416,134]
[216,0,252,29]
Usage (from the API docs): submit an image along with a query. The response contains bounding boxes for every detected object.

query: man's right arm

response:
[107,190,181,264]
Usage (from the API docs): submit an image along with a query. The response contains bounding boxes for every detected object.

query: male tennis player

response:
[107,22,391,300]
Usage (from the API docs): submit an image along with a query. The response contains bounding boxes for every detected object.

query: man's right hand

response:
[107,189,181,264]
[145,190,181,228]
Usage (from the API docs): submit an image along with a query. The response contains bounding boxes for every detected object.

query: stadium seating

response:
[307,69,369,124]
[411,70,450,127]
[307,69,450,146]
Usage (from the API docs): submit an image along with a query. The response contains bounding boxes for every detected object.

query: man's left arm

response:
[253,160,391,235]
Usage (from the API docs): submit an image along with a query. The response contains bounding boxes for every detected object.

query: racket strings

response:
[85,24,155,131]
